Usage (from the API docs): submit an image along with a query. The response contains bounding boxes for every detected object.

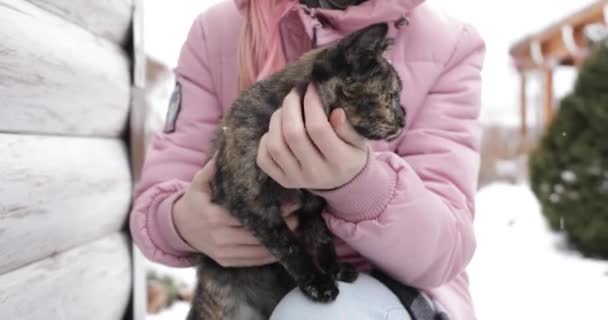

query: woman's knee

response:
[269,274,411,320]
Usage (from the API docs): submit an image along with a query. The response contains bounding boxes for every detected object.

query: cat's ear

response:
[344,23,390,53]
[311,49,341,82]
[312,24,391,81]
[338,23,391,73]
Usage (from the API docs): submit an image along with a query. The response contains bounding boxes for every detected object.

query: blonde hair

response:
[237,0,297,91]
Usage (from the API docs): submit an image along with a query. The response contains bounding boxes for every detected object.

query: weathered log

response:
[25,0,134,46]
[0,233,132,320]
[0,133,131,274]
[0,0,131,137]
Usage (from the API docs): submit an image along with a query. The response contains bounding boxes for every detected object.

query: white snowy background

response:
[144,0,590,126]
[144,0,608,319]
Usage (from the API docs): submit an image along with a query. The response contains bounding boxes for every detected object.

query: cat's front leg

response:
[235,206,339,302]
[298,206,359,283]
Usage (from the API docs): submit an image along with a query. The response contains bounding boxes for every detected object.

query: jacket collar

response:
[234,0,424,47]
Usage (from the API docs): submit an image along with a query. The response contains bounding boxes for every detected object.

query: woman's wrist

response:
[309,145,368,193]
[166,192,198,253]
[312,151,397,222]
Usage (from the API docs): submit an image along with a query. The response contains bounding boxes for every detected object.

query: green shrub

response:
[529,38,608,258]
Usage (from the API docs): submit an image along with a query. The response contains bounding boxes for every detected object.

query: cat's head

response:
[312,23,405,141]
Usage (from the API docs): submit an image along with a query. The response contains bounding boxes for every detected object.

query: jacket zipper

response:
[309,9,322,49]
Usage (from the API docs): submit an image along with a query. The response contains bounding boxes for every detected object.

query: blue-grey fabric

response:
[270,274,411,320]
[371,270,450,320]
[270,273,449,320]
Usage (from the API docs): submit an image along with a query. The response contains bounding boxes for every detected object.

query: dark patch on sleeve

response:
[163,82,182,133]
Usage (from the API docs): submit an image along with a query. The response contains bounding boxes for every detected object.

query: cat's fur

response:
[187,23,406,320]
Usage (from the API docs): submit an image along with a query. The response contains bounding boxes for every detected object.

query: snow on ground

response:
[469,183,608,320]
[146,262,196,320]
[146,183,608,319]
[146,262,197,291]
[147,301,192,320]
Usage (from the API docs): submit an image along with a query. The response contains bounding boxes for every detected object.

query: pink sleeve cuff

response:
[155,189,197,253]
[313,150,398,222]
[145,180,196,257]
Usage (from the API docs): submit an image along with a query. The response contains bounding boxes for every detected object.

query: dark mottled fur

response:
[187,23,405,320]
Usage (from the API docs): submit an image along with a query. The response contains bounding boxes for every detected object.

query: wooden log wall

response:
[0,0,131,136]
[0,134,131,274]
[0,0,142,318]
[0,234,132,320]
[25,0,133,45]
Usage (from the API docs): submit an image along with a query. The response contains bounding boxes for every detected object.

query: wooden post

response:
[519,73,528,137]
[574,56,586,69]
[543,67,555,127]
[562,24,587,68]
[129,0,147,319]
[130,0,146,183]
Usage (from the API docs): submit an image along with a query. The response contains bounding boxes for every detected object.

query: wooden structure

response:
[509,0,608,137]
[0,0,146,319]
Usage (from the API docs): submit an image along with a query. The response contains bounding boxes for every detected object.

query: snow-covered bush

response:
[529,38,608,258]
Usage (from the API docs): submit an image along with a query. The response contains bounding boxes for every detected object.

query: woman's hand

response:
[257,84,368,190]
[172,158,300,267]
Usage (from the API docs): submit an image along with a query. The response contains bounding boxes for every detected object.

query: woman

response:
[130,0,485,319]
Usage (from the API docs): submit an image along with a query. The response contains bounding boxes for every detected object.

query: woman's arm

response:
[129,14,221,267]
[316,23,486,289]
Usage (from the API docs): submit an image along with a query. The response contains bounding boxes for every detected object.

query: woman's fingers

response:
[192,157,216,193]
[330,108,367,149]
[215,245,277,267]
[257,134,290,186]
[284,213,300,232]
[303,84,347,160]
[216,210,299,246]
[210,210,300,267]
[281,89,323,167]
[224,255,277,268]
[220,245,273,260]
[215,226,262,246]
[267,109,301,174]
[281,202,300,216]
[206,206,243,227]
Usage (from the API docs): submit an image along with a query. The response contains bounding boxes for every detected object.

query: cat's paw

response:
[335,263,358,283]
[300,275,339,303]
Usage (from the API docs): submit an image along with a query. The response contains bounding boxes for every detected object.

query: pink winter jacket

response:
[130,0,485,319]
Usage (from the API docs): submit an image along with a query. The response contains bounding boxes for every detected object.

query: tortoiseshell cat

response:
[187,23,406,320]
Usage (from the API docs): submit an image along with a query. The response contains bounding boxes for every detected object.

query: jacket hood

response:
[234,0,424,13]
[233,0,425,47]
